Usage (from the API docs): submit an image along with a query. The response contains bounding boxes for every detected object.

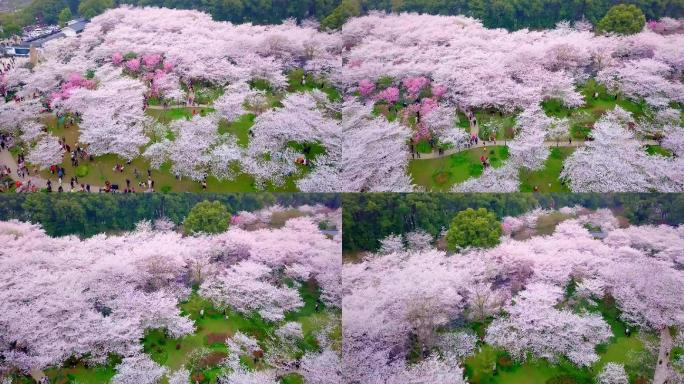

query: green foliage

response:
[645,144,674,157]
[445,207,502,251]
[75,164,89,178]
[342,193,684,252]
[597,4,646,35]
[321,0,361,29]
[4,0,680,42]
[0,193,338,237]
[415,140,432,153]
[409,145,509,192]
[183,200,231,235]
[57,7,72,26]
[77,0,114,18]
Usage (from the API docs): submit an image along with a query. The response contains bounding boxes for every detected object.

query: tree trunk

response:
[653,326,673,384]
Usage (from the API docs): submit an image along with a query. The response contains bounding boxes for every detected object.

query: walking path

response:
[0,149,108,192]
[0,149,48,190]
[411,139,660,160]
[653,327,673,384]
[146,103,211,110]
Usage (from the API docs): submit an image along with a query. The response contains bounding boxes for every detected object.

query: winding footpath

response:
[411,112,660,161]
[411,139,602,160]
[411,109,660,160]
[146,103,212,110]
[0,103,210,192]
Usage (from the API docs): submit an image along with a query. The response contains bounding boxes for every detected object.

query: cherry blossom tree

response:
[596,363,629,384]
[26,134,64,169]
[561,108,684,192]
[214,81,262,122]
[60,66,148,160]
[342,100,414,192]
[0,208,341,376]
[344,207,684,381]
[111,353,167,384]
[406,229,433,251]
[200,260,304,321]
[453,163,520,192]
[217,369,278,384]
[485,282,612,367]
[167,368,190,384]
[299,349,343,384]
[378,234,404,254]
[242,91,340,189]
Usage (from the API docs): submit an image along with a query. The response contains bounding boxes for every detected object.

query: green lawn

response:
[408,146,509,191]
[43,356,120,384]
[28,279,339,384]
[146,107,216,124]
[461,293,654,384]
[541,79,649,140]
[286,68,341,102]
[645,144,674,157]
[474,110,517,140]
[35,112,306,192]
[519,147,574,192]
[182,82,225,105]
[218,114,255,148]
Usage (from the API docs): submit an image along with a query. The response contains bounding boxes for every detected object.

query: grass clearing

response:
[541,80,649,139]
[519,147,574,192]
[409,146,509,191]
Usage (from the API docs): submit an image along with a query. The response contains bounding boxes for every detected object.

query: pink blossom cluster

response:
[358,79,375,97]
[111,52,175,97]
[142,54,162,68]
[376,86,400,103]
[419,97,438,117]
[49,73,96,106]
[402,76,430,98]
[113,52,169,74]
[125,58,141,72]
[414,121,431,141]
[111,52,123,65]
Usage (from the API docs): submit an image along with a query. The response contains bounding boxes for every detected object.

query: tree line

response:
[321,0,683,29]
[0,193,340,237]
[342,193,684,252]
[3,0,683,38]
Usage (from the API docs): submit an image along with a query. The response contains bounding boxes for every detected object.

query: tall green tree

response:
[183,200,231,235]
[320,0,360,29]
[446,208,502,251]
[597,4,646,34]
[58,7,72,26]
[77,0,114,19]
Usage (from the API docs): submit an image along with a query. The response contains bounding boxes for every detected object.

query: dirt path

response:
[0,149,49,190]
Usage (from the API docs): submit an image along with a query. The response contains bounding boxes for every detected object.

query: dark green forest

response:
[0,193,340,237]
[342,193,684,252]
[3,0,683,38]
[320,0,684,29]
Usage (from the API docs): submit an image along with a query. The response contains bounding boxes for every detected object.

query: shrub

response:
[75,165,89,178]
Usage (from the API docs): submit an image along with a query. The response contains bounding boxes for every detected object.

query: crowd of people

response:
[0,56,19,97]
[0,128,162,193]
